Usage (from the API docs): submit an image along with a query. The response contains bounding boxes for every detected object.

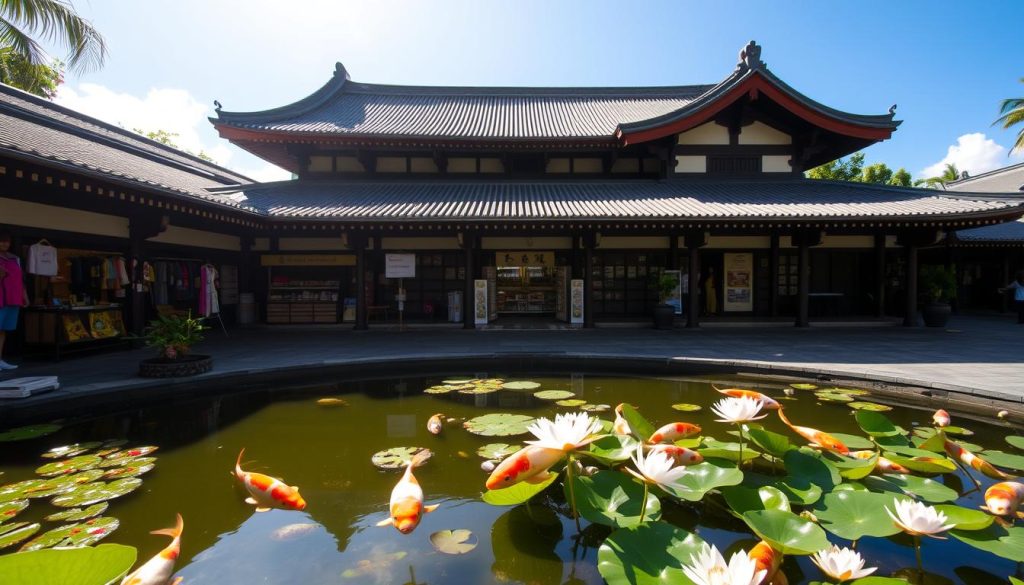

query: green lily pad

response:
[0,424,62,442]
[19,516,120,551]
[697,438,760,463]
[934,504,994,531]
[856,411,904,437]
[430,529,477,554]
[580,403,611,413]
[747,428,793,458]
[618,404,656,443]
[442,379,474,385]
[790,383,818,390]
[661,460,744,502]
[40,442,103,459]
[482,472,558,506]
[103,446,159,461]
[98,456,156,469]
[555,399,587,407]
[814,490,908,540]
[951,524,1024,562]
[671,403,702,412]
[882,453,957,475]
[502,381,542,391]
[50,478,143,507]
[586,435,641,465]
[742,509,830,555]
[829,433,875,450]
[848,401,892,412]
[34,455,102,477]
[424,385,456,394]
[0,480,48,502]
[16,474,99,500]
[831,451,878,480]
[0,500,28,522]
[458,385,502,395]
[1006,436,1024,451]
[44,502,109,522]
[785,449,840,491]
[0,543,137,584]
[569,470,661,528]
[979,450,1024,472]
[370,447,431,470]
[463,413,536,437]
[0,523,40,550]
[102,462,156,480]
[597,521,707,585]
[815,391,854,402]
[534,390,575,401]
[720,485,790,518]
[475,443,521,460]
[861,473,958,503]
[819,387,871,396]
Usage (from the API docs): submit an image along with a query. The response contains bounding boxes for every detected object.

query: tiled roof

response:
[956,218,1024,242]
[227,179,1023,222]
[0,83,253,209]
[947,162,1024,194]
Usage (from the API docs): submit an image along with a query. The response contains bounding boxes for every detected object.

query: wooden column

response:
[354,235,368,330]
[903,242,918,327]
[769,232,780,318]
[667,233,679,270]
[1002,254,1012,314]
[792,229,821,328]
[462,232,476,330]
[128,214,166,335]
[583,232,595,328]
[874,233,886,318]
[684,230,706,328]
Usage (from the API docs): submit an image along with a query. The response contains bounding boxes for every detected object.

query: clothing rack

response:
[149,258,228,337]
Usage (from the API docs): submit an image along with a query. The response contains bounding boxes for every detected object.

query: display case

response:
[266,268,341,324]
[495,266,555,313]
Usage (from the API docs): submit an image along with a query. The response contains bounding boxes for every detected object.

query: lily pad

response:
[98,456,156,469]
[848,401,892,412]
[44,502,109,522]
[747,428,794,458]
[979,450,1024,472]
[0,543,137,584]
[671,403,702,412]
[814,490,908,540]
[861,473,958,503]
[934,504,994,531]
[424,385,456,395]
[951,524,1024,562]
[102,462,156,480]
[103,446,159,461]
[882,454,957,475]
[50,478,143,507]
[475,443,521,460]
[742,509,830,555]
[819,387,871,396]
[458,385,502,395]
[697,438,760,463]
[442,378,474,385]
[555,399,587,407]
[815,391,854,402]
[482,472,558,506]
[586,435,641,466]
[569,470,661,528]
[720,485,791,518]
[831,451,878,480]
[370,447,431,470]
[580,403,611,413]
[597,522,707,585]
[661,460,744,502]
[0,480,48,502]
[1006,436,1024,451]
[20,516,120,551]
[0,424,62,442]
[789,383,818,390]
[534,390,575,401]
[34,455,102,477]
[430,529,478,554]
[0,500,28,522]
[316,397,348,407]
[501,381,542,391]
[829,433,875,450]
[0,523,40,550]
[618,404,656,443]
[40,442,103,459]
[463,413,536,437]
[856,411,904,438]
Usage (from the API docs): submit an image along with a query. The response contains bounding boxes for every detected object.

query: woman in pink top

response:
[0,232,29,370]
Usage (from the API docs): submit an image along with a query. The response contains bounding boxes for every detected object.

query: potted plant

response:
[138,312,213,377]
[651,271,679,330]
[918,265,957,328]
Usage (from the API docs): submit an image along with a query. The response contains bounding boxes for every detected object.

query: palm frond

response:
[0,0,107,71]
[0,17,46,65]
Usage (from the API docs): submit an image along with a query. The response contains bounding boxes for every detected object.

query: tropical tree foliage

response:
[916,163,961,189]
[995,77,1024,154]
[806,152,913,186]
[132,128,217,164]
[0,49,59,97]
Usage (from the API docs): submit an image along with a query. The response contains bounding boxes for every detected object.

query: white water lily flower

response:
[811,545,877,583]
[682,543,766,585]
[525,412,603,452]
[711,396,767,424]
[886,498,955,538]
[626,446,688,490]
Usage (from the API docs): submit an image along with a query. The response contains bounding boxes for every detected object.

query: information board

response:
[385,254,416,278]
[570,279,585,324]
[474,279,489,326]
[724,253,754,312]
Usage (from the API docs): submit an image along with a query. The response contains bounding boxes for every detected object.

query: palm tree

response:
[1,0,107,74]
[995,78,1024,154]
[915,163,960,189]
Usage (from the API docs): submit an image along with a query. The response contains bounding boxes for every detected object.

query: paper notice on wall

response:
[474,279,489,326]
[570,279,584,324]
[724,253,753,312]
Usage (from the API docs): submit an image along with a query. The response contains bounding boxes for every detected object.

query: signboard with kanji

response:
[495,251,554,268]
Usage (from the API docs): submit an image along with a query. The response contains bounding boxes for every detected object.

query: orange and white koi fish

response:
[984,481,1024,517]
[648,422,702,444]
[716,387,781,410]
[777,409,849,455]
[612,404,632,437]
[376,450,438,534]
[933,409,951,428]
[748,540,786,585]
[427,413,444,435]
[234,449,307,512]
[120,514,183,585]
[850,450,910,474]
[647,444,704,466]
[485,445,564,490]
[944,439,1012,480]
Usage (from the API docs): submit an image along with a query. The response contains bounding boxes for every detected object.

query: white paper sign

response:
[570,279,585,324]
[724,253,753,312]
[474,279,489,326]
[385,254,416,278]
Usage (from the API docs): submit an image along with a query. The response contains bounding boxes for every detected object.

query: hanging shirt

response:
[0,255,24,307]
[1009,281,1024,302]
[199,264,220,317]
[27,242,58,276]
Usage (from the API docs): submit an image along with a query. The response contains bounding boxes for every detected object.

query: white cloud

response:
[919,132,1023,179]
[54,83,289,183]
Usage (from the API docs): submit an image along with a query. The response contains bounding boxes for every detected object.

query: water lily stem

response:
[953,457,982,492]
[737,424,745,468]
[566,454,581,532]
[914,534,923,576]
[639,481,649,524]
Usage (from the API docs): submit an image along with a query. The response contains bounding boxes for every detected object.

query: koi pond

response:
[1,372,1023,585]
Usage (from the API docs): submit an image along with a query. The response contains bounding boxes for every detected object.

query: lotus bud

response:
[998,410,1010,419]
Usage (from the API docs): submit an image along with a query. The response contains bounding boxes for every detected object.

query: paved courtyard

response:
[2,313,1022,423]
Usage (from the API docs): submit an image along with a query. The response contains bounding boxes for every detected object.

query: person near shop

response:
[999,270,1024,324]
[0,232,29,370]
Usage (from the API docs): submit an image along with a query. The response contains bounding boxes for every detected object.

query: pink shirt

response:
[0,255,24,307]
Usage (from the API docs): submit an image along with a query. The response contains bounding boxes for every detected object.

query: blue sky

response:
[45,0,1024,181]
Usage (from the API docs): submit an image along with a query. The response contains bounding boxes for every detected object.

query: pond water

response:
[0,372,1022,585]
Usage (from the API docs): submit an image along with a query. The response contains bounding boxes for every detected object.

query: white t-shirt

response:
[27,243,58,276]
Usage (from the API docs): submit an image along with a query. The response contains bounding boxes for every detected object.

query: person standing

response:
[999,270,1024,324]
[0,232,29,370]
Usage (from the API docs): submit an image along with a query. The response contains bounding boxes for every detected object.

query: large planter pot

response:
[138,354,213,378]
[653,304,676,330]
[921,302,952,328]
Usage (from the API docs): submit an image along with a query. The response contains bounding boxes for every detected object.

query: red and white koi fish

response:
[120,514,183,585]
[647,444,704,466]
[716,387,781,410]
[777,409,849,455]
[850,450,910,474]
[427,413,444,435]
[944,439,1012,480]
[748,540,786,585]
[376,450,438,534]
[234,449,307,512]
[612,404,632,437]
[933,409,951,428]
[485,445,564,490]
[984,481,1024,517]
[648,422,702,444]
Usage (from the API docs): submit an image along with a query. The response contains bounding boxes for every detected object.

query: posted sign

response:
[385,254,416,278]
[724,253,753,312]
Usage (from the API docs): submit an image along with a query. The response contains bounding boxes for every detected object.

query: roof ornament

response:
[213,100,222,112]
[736,40,764,72]
[334,62,351,81]
[888,103,897,115]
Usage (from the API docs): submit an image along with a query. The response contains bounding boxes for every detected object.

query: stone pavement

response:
[1,313,1022,423]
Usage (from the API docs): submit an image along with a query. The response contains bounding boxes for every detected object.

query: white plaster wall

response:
[479,158,504,173]
[573,158,603,173]
[410,158,440,173]
[0,197,128,238]
[546,158,571,173]
[481,237,572,250]
[739,121,792,145]
[762,155,792,173]
[381,237,460,250]
[376,157,407,173]
[336,156,365,172]
[676,122,730,145]
[252,237,271,251]
[819,235,875,248]
[148,225,241,251]
[448,158,476,173]
[675,155,707,173]
[308,155,332,172]
[599,236,670,249]
[707,236,772,249]
[278,237,349,251]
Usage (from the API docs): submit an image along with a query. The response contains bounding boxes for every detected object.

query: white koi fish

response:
[120,514,183,585]
[376,450,438,534]
[984,481,1024,517]
[612,404,632,437]
[778,409,849,455]
[234,449,307,512]
[648,422,702,444]
[485,445,564,490]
